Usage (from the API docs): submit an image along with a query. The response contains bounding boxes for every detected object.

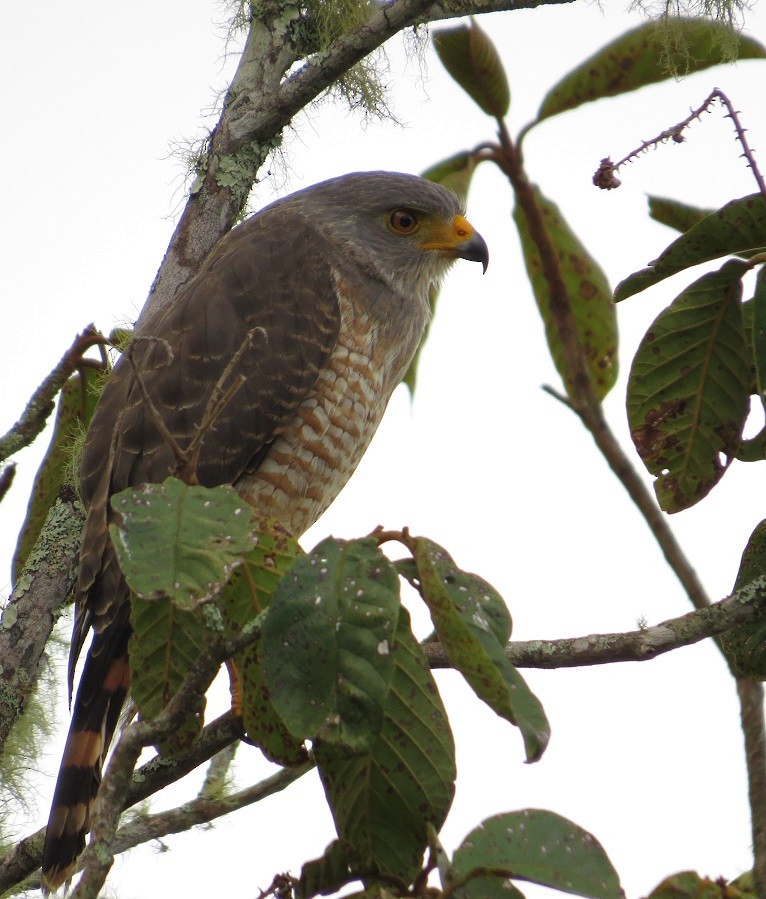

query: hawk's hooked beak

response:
[420,214,489,273]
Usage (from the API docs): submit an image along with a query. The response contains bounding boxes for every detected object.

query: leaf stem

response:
[493,118,712,611]
[737,678,766,898]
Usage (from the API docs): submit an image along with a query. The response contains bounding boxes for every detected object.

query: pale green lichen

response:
[214,135,284,209]
[0,619,66,846]
[14,497,84,602]
[630,0,747,73]
[198,743,238,801]
[202,602,225,633]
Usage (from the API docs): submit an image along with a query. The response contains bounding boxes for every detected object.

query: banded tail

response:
[41,625,131,892]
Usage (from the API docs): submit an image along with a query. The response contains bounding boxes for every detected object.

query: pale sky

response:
[2,2,766,896]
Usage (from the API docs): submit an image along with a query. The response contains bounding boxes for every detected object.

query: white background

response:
[2,2,766,896]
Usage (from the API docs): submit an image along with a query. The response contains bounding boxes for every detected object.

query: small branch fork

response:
[67,622,277,898]
[124,328,261,485]
[594,88,766,197]
[0,325,108,469]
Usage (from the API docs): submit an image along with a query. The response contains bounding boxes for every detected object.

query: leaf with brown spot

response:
[448,810,623,899]
[616,194,766,301]
[534,18,766,125]
[218,516,305,765]
[627,260,751,512]
[648,196,714,235]
[411,536,549,763]
[314,606,455,884]
[513,186,618,400]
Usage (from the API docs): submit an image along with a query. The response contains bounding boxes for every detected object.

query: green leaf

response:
[218,516,301,630]
[218,518,306,765]
[315,606,456,884]
[615,194,766,301]
[513,186,618,400]
[411,537,549,762]
[129,595,206,754]
[433,21,510,118]
[261,537,400,750]
[739,297,759,400]
[729,871,757,898]
[627,260,751,512]
[297,840,381,899]
[646,871,737,899]
[452,869,526,899]
[423,151,481,206]
[401,283,439,399]
[720,520,766,678]
[109,478,257,609]
[648,196,714,234]
[753,267,766,398]
[12,367,101,583]
[450,810,623,899]
[535,19,766,124]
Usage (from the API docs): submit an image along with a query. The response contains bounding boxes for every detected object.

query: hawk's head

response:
[279,171,489,299]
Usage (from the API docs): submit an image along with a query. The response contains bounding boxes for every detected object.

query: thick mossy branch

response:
[0,494,84,757]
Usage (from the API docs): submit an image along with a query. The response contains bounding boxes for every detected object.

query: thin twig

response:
[0,462,16,503]
[0,712,245,893]
[187,327,266,465]
[0,325,107,464]
[503,106,766,885]
[594,88,766,197]
[124,340,195,481]
[95,761,313,861]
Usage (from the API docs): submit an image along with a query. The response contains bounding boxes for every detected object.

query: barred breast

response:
[235,275,425,536]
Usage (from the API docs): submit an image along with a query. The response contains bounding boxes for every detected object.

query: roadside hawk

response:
[41,171,488,890]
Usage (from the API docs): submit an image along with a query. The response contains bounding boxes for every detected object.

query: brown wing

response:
[42,204,341,891]
[76,203,341,661]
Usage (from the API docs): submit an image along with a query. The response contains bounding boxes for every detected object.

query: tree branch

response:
[99,760,313,862]
[139,0,577,327]
[0,492,84,756]
[737,679,766,898]
[0,326,106,465]
[0,712,245,893]
[15,762,315,895]
[423,575,766,669]
[70,624,265,895]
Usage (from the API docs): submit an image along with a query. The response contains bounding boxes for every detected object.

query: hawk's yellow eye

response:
[389,210,419,234]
